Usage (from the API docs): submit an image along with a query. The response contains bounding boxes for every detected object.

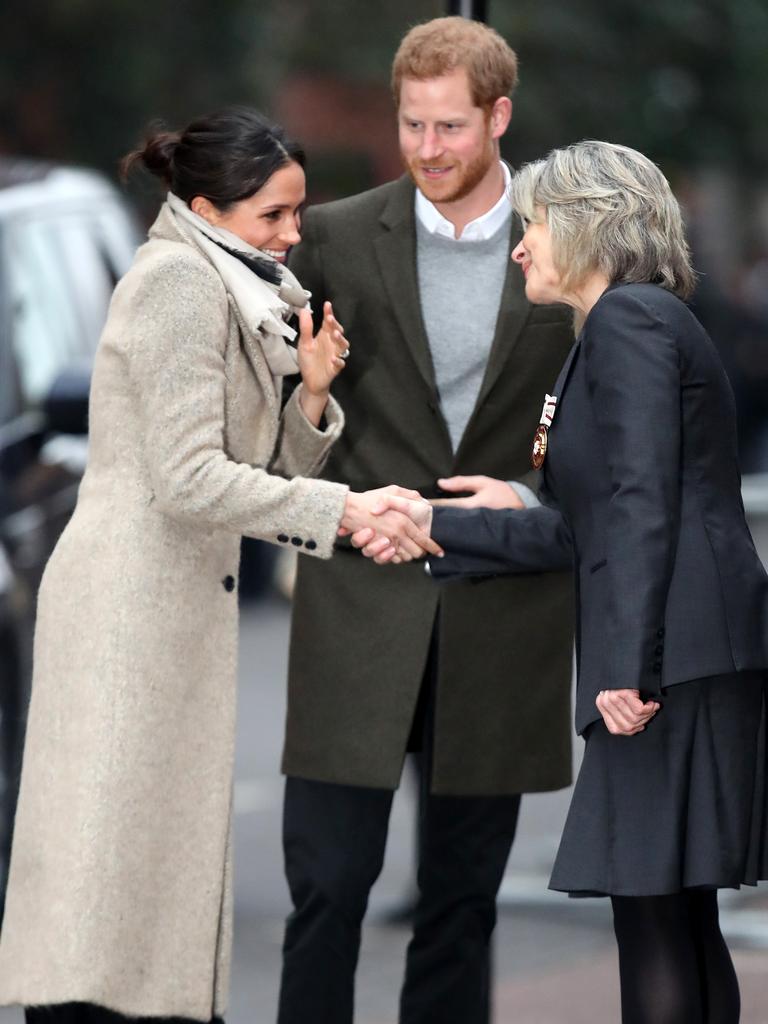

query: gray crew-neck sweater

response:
[416,212,511,452]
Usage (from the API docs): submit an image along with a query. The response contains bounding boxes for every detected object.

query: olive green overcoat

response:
[282,176,576,796]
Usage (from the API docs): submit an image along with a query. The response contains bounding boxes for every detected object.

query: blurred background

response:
[1,1,767,1021]
[3,0,767,458]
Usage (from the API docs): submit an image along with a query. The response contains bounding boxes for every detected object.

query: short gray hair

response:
[508,141,696,300]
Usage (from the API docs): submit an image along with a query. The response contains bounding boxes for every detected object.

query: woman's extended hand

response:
[596,689,661,736]
[298,302,349,425]
[343,491,441,564]
[340,487,443,562]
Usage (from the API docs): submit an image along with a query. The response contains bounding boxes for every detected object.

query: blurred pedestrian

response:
[371,140,768,1024]
[0,106,436,1024]
[278,17,575,1024]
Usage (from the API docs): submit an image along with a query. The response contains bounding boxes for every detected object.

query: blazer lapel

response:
[373,177,439,397]
[551,336,581,403]
[551,285,619,409]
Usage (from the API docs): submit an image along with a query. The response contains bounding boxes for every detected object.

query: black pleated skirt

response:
[550,671,767,897]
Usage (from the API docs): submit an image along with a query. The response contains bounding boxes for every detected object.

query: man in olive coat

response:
[278,17,574,1024]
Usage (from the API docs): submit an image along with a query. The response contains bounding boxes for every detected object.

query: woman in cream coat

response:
[0,107,436,1024]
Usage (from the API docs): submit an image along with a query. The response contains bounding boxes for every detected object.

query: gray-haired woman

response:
[361,140,768,1024]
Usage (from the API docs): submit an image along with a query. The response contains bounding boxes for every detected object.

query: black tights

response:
[611,891,740,1024]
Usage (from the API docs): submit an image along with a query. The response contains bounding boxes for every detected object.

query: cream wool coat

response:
[0,206,348,1020]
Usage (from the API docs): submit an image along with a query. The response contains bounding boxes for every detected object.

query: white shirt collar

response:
[415,161,512,242]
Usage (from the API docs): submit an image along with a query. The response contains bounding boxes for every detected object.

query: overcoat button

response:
[652,661,662,673]
[657,627,666,638]
[291,537,303,546]
[305,540,317,550]
[277,534,289,543]
[223,575,236,592]
[655,644,664,655]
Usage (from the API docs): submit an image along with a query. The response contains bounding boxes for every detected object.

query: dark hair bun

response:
[121,107,305,212]
[121,126,181,185]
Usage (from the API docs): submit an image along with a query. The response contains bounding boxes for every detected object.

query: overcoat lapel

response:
[373,178,438,397]
[229,298,280,418]
[151,204,283,421]
[472,222,532,412]
[453,221,534,464]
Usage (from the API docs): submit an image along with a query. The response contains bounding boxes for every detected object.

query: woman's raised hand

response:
[298,301,349,394]
[340,486,443,563]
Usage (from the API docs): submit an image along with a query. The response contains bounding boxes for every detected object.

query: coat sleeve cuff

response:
[264,478,349,559]
[507,480,540,508]
[272,386,345,479]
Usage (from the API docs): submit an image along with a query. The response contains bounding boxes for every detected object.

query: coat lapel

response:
[373,178,439,397]
[151,205,283,420]
[472,219,532,412]
[453,219,536,464]
[229,298,280,418]
[551,336,581,404]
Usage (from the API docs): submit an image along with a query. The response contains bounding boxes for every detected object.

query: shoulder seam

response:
[587,288,680,354]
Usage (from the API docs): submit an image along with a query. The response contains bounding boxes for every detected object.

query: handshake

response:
[339,485,442,564]
[337,476,526,565]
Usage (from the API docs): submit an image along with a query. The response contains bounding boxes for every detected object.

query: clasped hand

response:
[339,487,443,563]
[596,689,661,736]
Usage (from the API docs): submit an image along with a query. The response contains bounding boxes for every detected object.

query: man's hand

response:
[595,689,661,736]
[432,475,525,509]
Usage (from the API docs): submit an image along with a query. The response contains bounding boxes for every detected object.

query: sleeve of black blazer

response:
[582,289,681,693]
[428,492,573,581]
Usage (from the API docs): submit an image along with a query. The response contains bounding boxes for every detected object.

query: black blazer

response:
[431,282,768,734]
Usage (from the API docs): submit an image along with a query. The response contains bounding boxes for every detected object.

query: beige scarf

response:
[166,191,308,376]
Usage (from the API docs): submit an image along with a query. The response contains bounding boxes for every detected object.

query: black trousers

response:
[24,1007,222,1023]
[277,632,521,1024]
